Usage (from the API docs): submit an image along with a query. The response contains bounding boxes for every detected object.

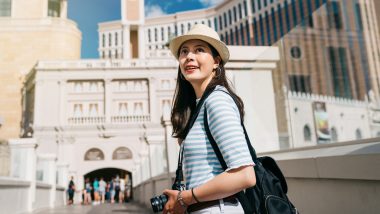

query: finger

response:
[163,189,170,195]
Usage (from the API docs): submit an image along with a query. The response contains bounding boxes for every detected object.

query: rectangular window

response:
[265,12,271,45]
[355,3,363,31]
[271,8,277,43]
[224,12,227,28]
[259,14,264,45]
[327,1,343,30]
[238,4,242,19]
[214,17,218,31]
[0,0,11,17]
[243,1,248,16]
[240,23,245,45]
[246,20,251,45]
[291,0,298,27]
[48,0,61,17]
[161,27,165,41]
[328,47,351,98]
[278,4,284,37]
[219,15,223,30]
[230,29,234,45]
[233,7,237,22]
[109,33,112,46]
[235,26,239,45]
[115,33,118,46]
[251,0,255,13]
[288,75,311,93]
[253,18,259,45]
[167,26,171,39]
[228,10,232,25]
[284,2,291,32]
[257,0,262,10]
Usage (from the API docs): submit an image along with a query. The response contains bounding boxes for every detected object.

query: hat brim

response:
[169,34,230,65]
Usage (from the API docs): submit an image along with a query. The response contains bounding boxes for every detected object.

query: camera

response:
[150,183,185,212]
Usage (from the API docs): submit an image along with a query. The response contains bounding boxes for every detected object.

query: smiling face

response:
[178,39,220,86]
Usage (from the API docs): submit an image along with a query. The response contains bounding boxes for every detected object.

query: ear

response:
[213,56,222,69]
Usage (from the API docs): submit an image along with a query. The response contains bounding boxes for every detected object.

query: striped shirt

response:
[183,85,254,189]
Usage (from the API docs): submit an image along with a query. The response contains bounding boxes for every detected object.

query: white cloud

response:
[199,0,224,7]
[145,4,167,18]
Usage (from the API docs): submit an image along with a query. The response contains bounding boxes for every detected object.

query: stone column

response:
[38,154,57,207]
[9,138,37,212]
[138,25,146,59]
[104,79,112,123]
[58,80,67,125]
[122,24,130,59]
[161,114,179,174]
[148,78,158,123]
[60,0,68,19]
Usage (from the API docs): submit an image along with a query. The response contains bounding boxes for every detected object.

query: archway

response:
[83,168,133,202]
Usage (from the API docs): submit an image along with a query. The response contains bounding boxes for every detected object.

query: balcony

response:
[111,115,151,123]
[67,115,151,125]
[68,116,105,125]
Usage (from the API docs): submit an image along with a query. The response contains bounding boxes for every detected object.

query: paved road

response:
[31,202,155,214]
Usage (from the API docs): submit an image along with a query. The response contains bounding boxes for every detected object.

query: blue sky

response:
[68,0,223,59]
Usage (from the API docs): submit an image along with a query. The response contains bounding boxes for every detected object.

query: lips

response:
[184,65,199,73]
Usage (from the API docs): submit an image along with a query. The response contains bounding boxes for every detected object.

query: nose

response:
[186,51,195,61]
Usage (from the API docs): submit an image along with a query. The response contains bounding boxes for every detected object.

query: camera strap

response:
[173,85,217,189]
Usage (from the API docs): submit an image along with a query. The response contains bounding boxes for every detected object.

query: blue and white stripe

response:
[183,85,254,189]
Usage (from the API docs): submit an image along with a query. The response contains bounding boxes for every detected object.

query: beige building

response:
[0,0,81,141]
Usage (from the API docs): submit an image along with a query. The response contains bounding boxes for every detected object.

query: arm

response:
[163,166,255,213]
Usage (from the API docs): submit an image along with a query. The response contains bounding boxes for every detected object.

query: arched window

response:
[303,125,311,142]
[355,129,362,140]
[84,148,104,161]
[119,103,128,116]
[112,147,133,160]
[330,127,338,142]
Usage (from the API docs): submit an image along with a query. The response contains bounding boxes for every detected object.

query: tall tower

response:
[121,0,145,59]
[0,0,81,141]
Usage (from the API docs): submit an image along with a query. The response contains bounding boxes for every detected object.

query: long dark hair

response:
[171,44,245,140]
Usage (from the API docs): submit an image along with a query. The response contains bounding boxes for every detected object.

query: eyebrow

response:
[180,44,207,49]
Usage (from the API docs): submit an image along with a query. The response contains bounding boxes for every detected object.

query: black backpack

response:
[203,90,298,214]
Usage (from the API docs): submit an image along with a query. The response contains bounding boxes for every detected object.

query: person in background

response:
[67,176,75,205]
[83,178,92,205]
[98,177,106,204]
[93,178,100,205]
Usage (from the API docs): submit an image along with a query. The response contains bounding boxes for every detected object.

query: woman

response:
[163,24,256,214]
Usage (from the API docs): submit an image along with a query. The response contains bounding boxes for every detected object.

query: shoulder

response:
[205,86,235,109]
[206,86,233,103]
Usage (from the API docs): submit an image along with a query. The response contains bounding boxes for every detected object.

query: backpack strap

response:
[204,90,258,162]
[203,90,254,214]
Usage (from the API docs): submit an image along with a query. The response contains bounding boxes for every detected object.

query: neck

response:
[191,75,214,99]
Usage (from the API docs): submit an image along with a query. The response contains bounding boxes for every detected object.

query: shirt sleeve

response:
[205,90,255,171]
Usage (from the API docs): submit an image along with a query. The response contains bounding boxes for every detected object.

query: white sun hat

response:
[169,24,230,65]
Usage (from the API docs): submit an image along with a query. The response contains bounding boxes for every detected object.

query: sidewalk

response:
[31,202,154,214]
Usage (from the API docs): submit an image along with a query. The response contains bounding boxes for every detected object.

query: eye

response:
[179,49,188,55]
[196,48,205,53]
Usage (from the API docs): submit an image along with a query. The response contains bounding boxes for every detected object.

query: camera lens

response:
[150,194,168,212]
